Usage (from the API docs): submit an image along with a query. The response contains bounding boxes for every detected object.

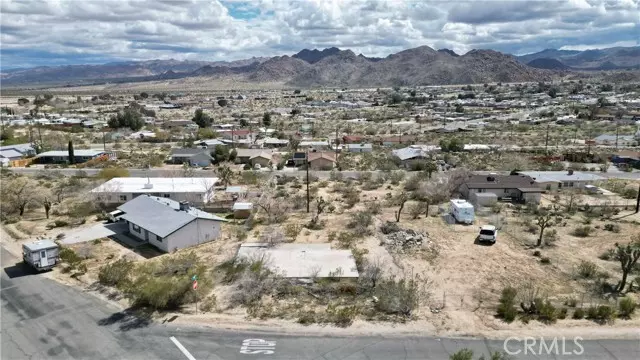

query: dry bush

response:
[98,258,135,289]
[229,257,283,307]
[373,272,431,317]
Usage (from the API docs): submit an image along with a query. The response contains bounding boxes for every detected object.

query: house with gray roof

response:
[35,150,116,164]
[593,134,637,147]
[170,148,213,166]
[117,195,226,252]
[346,143,373,153]
[459,174,543,205]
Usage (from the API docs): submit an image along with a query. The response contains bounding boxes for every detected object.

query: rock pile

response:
[380,227,429,253]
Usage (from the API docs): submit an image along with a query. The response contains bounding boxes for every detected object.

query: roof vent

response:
[179,201,190,212]
[568,169,574,175]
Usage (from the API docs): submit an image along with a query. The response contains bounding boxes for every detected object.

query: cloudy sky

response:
[1,0,638,69]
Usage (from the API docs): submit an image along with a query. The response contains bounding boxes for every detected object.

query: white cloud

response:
[0,0,638,67]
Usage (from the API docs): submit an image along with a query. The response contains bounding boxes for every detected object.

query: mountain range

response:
[518,46,640,70]
[2,45,638,88]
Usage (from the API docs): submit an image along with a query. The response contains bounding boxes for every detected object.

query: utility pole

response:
[306,149,310,213]
[615,121,619,150]
[544,123,550,155]
[586,121,592,156]
[334,126,339,169]
[636,184,640,214]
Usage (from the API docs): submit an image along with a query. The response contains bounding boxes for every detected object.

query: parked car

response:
[477,225,498,243]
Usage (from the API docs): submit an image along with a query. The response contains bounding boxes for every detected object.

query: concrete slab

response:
[60,223,127,245]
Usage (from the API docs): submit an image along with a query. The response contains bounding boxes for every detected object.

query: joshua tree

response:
[614,237,640,292]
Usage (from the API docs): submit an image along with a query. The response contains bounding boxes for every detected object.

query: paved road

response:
[1,245,639,360]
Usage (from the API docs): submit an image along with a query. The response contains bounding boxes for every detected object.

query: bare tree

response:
[415,180,447,217]
[310,197,329,226]
[394,191,409,222]
[535,207,556,247]
[614,235,640,292]
[43,197,52,219]
[260,226,286,247]
[564,189,583,212]
[256,197,289,224]
[1,177,42,216]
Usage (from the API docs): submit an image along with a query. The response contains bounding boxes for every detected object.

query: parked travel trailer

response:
[22,240,59,271]
[450,199,475,224]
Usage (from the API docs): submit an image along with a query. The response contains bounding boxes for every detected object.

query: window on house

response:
[563,182,569,187]
[156,236,163,242]
[132,224,140,232]
[569,182,574,187]
[504,189,509,194]
[163,194,171,198]
[119,195,127,201]
[478,189,485,193]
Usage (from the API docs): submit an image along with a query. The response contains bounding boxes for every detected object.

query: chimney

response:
[568,169,574,175]
[179,201,190,211]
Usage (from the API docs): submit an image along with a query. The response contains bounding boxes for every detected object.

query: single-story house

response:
[170,148,213,166]
[517,170,605,191]
[262,138,289,148]
[197,139,226,148]
[299,140,331,151]
[346,144,373,153]
[35,150,116,164]
[235,149,273,165]
[236,243,358,279]
[610,150,640,166]
[392,145,438,168]
[290,152,307,166]
[0,143,35,157]
[233,202,253,219]
[163,119,191,128]
[459,174,543,204]
[117,195,226,252]
[249,151,273,168]
[218,129,257,142]
[308,152,337,170]
[128,131,156,140]
[91,177,218,204]
[342,135,365,144]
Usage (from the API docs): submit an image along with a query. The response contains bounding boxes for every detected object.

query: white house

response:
[91,177,218,204]
[518,170,605,191]
[117,195,226,252]
[593,134,637,147]
[346,143,373,153]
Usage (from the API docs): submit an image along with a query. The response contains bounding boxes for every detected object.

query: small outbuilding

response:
[233,202,253,219]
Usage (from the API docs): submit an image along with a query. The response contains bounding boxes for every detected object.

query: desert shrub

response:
[374,273,430,317]
[297,310,317,325]
[98,258,134,288]
[200,295,217,313]
[329,170,343,182]
[380,221,401,234]
[497,286,517,323]
[124,252,209,310]
[229,257,282,306]
[97,167,130,180]
[369,200,382,214]
[603,223,620,233]
[577,260,598,279]
[67,200,98,217]
[558,307,568,319]
[540,257,551,264]
[586,305,616,324]
[532,250,541,257]
[572,308,585,319]
[386,171,405,185]
[450,349,474,360]
[343,188,361,208]
[284,223,302,241]
[564,297,578,307]
[599,249,616,261]
[46,219,70,229]
[59,247,82,267]
[618,297,637,319]
[324,304,358,327]
[348,211,373,236]
[335,232,356,249]
[571,225,594,237]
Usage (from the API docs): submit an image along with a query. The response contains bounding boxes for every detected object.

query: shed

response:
[233,202,253,219]
[22,240,59,271]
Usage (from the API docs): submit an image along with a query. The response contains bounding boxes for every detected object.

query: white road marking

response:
[240,339,276,355]
[170,336,197,360]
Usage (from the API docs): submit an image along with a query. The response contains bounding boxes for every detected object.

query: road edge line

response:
[170,336,197,360]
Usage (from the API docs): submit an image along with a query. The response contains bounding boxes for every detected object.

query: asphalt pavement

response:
[1,245,639,360]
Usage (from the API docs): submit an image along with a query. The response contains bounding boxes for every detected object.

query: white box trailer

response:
[22,240,59,271]
[450,199,475,224]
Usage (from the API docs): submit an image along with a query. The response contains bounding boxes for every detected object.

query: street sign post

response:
[192,276,198,314]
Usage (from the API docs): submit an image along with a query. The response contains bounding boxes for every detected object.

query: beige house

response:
[308,152,337,170]
[250,151,273,168]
